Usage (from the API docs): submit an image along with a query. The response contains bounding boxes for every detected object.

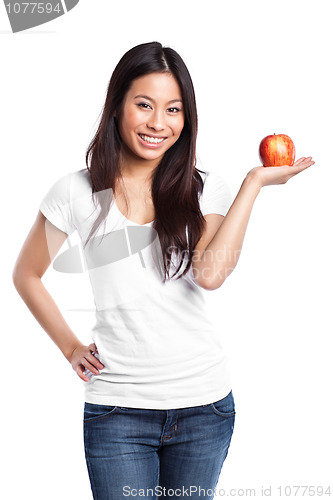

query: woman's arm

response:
[192,157,315,290]
[12,211,104,381]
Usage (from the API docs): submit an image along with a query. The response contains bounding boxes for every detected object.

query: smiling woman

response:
[116,72,185,161]
[83,41,203,283]
[12,40,315,500]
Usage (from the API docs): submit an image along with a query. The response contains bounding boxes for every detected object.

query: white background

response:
[1,0,332,498]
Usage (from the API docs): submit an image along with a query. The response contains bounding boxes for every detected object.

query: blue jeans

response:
[83,390,236,499]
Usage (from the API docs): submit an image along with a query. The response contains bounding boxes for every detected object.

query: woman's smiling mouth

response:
[138,133,167,147]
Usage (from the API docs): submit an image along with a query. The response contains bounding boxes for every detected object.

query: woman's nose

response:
[147,110,165,131]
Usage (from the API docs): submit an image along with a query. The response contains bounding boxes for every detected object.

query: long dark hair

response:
[84,41,207,282]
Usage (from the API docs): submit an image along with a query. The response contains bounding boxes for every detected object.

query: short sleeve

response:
[200,170,233,216]
[39,172,76,235]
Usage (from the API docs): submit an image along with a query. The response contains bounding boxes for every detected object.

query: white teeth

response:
[139,134,165,144]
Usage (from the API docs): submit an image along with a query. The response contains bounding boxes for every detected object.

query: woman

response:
[12,41,315,499]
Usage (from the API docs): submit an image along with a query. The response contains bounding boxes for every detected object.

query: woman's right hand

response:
[69,343,105,382]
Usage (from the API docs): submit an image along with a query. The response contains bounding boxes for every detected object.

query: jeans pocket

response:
[83,402,119,423]
[210,390,236,417]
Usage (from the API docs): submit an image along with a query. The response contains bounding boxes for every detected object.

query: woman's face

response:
[117,72,185,165]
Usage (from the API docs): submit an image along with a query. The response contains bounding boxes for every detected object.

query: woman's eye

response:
[136,103,181,113]
[137,103,151,109]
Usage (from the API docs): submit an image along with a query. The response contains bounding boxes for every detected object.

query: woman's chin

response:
[132,148,166,163]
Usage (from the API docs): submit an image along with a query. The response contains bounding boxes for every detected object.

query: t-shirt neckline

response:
[113,199,154,227]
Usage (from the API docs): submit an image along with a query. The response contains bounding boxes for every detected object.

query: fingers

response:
[83,357,101,375]
[72,343,105,382]
[89,342,98,353]
[294,156,313,165]
[293,157,306,166]
[76,357,100,382]
[293,157,315,172]
[87,343,103,366]
[287,157,314,176]
[86,351,105,371]
[77,364,89,382]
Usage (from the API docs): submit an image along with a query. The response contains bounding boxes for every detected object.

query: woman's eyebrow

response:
[134,94,183,104]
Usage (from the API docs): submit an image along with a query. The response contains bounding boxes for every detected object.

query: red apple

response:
[259,133,295,167]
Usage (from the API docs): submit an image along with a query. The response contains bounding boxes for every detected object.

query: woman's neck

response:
[119,148,160,184]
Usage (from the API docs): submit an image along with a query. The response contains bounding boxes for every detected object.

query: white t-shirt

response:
[39,167,234,410]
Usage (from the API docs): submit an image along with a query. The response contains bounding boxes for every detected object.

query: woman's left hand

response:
[247,156,315,189]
